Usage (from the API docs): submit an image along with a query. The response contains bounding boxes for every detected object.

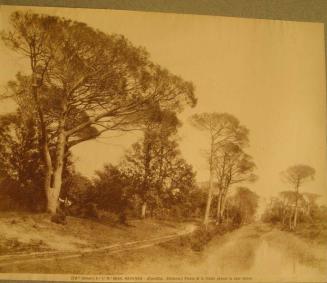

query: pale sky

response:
[0,5,326,202]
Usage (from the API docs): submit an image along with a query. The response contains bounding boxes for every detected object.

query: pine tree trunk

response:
[281,204,286,225]
[203,170,213,226]
[46,186,59,214]
[289,209,293,230]
[32,81,54,212]
[220,192,227,222]
[204,136,215,227]
[141,130,151,219]
[293,185,300,230]
[46,120,66,214]
[141,202,147,219]
[204,168,214,226]
[42,141,53,206]
[40,145,55,213]
[293,205,298,229]
[216,192,222,222]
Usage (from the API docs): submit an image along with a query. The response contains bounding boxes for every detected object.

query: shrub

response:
[177,223,236,252]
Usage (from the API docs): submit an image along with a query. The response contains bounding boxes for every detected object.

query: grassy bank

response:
[174,222,238,252]
[270,220,327,245]
[0,217,237,274]
[291,222,327,245]
[263,223,327,271]
[0,212,191,256]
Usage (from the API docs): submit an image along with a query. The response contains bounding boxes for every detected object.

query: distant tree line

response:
[262,164,327,231]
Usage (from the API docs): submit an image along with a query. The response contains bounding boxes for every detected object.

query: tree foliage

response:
[0,112,44,211]
[281,165,315,189]
[1,11,196,214]
[190,112,254,225]
[121,130,197,218]
[226,187,259,225]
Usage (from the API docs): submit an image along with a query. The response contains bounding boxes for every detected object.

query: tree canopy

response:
[1,11,196,214]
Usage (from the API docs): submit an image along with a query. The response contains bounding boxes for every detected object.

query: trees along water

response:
[190,112,254,226]
[281,165,315,230]
[213,142,257,223]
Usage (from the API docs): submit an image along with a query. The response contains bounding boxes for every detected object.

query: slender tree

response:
[189,113,248,226]
[281,164,315,230]
[279,190,297,227]
[213,143,257,222]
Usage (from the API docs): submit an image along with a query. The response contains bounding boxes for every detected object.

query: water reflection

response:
[119,225,326,282]
[204,237,326,282]
[251,239,326,282]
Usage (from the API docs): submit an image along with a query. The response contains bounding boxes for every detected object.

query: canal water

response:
[193,229,327,282]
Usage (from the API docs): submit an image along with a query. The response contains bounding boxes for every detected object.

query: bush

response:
[190,228,212,251]
[178,223,236,252]
[96,209,120,223]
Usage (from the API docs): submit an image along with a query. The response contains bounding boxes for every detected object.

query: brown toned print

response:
[0,4,326,282]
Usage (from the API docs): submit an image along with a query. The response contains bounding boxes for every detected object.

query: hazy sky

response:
[0,5,326,202]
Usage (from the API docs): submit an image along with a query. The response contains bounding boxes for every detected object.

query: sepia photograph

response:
[0,2,326,282]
